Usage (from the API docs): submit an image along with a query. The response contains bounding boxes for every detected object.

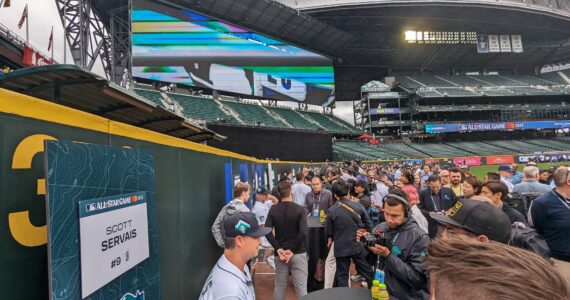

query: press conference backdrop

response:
[0,88,323,299]
[132,0,335,106]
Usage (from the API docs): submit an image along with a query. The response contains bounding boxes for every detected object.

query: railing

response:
[0,22,56,64]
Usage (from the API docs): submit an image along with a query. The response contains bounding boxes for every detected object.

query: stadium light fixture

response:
[405,31,417,42]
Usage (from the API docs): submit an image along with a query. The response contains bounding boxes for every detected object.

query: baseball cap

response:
[256,186,268,195]
[355,179,368,188]
[223,212,272,238]
[430,199,512,243]
[498,164,512,172]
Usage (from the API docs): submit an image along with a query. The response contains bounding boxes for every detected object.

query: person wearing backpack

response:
[211,182,252,248]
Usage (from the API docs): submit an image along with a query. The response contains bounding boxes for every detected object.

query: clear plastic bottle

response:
[371,280,381,300]
[378,283,390,299]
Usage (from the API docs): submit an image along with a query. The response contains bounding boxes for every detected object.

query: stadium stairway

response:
[259,106,293,128]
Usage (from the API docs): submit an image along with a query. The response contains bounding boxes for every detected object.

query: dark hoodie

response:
[374,219,430,300]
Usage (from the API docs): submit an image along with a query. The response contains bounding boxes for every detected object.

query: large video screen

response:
[425,120,570,134]
[132,0,335,105]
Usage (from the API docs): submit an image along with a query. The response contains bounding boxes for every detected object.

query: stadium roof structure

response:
[276,0,570,100]
[0,65,225,143]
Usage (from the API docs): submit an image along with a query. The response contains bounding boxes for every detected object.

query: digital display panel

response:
[132,0,335,105]
[425,120,570,133]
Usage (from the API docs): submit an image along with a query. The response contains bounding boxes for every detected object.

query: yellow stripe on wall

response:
[0,88,321,165]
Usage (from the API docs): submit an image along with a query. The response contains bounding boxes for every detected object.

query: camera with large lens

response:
[360,231,387,247]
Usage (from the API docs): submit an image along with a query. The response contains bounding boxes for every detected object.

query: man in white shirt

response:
[498,164,514,193]
[291,172,311,206]
[199,212,271,300]
[251,186,278,269]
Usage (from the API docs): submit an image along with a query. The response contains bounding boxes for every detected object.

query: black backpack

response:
[509,222,551,261]
[505,192,542,216]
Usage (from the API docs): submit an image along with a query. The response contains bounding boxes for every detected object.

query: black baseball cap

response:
[223,212,272,238]
[430,199,512,243]
[256,186,268,195]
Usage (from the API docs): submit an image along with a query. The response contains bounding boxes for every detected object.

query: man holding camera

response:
[357,189,430,300]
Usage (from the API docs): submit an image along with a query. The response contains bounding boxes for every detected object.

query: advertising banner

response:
[486,155,514,165]
[371,108,400,115]
[488,35,500,52]
[425,120,570,134]
[511,35,523,53]
[518,153,570,163]
[477,35,489,53]
[23,45,53,67]
[452,157,482,166]
[500,35,512,52]
[79,192,150,298]
[424,159,441,165]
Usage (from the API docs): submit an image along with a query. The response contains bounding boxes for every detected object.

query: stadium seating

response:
[333,137,570,161]
[222,101,287,128]
[135,89,168,108]
[266,107,320,131]
[395,74,570,98]
[133,89,360,134]
[168,93,238,123]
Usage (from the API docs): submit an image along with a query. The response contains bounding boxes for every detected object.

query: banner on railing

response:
[518,153,570,163]
[453,157,482,166]
[22,45,53,67]
[486,155,514,165]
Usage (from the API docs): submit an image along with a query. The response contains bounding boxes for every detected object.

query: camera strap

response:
[339,201,362,222]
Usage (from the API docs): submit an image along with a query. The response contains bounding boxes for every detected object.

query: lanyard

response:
[430,193,441,212]
[312,192,322,210]
[551,191,570,211]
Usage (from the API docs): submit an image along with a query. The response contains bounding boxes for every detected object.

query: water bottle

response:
[375,268,385,284]
[371,280,381,300]
[378,283,390,299]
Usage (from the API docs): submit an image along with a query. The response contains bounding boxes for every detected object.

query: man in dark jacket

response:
[358,190,430,300]
[326,180,373,288]
[418,174,457,238]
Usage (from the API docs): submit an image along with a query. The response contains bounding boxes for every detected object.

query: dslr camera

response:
[359,230,388,247]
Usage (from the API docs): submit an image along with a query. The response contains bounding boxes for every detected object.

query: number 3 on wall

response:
[8,134,57,247]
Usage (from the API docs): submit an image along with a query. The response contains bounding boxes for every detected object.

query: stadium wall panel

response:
[208,124,333,162]
[0,88,320,299]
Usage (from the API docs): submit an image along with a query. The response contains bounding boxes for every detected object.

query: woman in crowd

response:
[413,173,422,191]
[462,176,482,199]
[481,181,528,225]
[399,169,420,206]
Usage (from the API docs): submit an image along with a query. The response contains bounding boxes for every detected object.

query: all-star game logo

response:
[120,290,145,300]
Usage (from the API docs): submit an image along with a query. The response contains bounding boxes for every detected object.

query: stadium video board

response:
[425,120,570,133]
[132,0,335,106]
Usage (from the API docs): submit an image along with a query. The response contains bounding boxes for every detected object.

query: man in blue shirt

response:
[529,166,570,262]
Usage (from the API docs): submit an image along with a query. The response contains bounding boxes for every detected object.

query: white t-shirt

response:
[199,254,255,300]
[292,182,311,207]
[252,201,270,225]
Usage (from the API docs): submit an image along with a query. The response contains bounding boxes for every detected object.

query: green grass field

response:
[469,163,567,181]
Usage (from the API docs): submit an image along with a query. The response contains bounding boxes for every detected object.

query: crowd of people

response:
[200,161,570,300]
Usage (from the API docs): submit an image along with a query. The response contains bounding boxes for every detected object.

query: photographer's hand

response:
[356,228,368,241]
[368,245,391,257]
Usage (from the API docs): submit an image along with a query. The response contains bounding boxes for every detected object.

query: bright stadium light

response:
[405,31,417,42]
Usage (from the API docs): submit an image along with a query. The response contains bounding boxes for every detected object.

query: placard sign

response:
[79,192,150,299]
